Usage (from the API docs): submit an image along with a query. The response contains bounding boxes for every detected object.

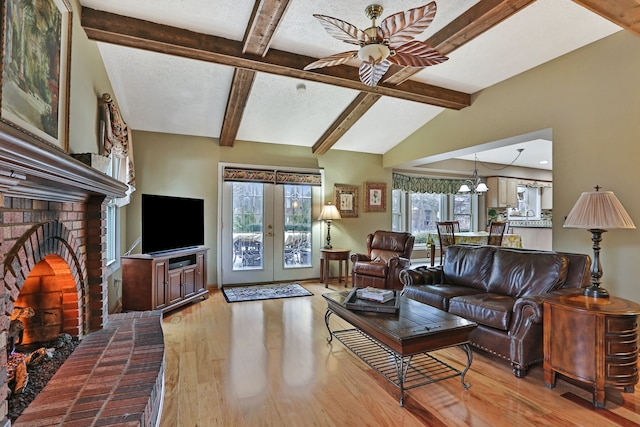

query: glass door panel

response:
[283,185,312,269]
[232,182,264,271]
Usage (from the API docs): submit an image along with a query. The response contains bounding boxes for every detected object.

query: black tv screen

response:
[142,194,205,254]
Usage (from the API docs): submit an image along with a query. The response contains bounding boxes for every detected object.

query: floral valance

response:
[223,167,322,186]
[100,93,135,206]
[392,173,467,195]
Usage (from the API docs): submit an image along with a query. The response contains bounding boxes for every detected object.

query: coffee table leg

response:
[396,355,413,407]
[460,344,473,389]
[324,309,334,343]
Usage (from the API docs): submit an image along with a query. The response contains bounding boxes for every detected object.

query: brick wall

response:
[0,194,108,423]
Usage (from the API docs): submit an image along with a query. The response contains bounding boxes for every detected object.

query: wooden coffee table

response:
[323,290,477,406]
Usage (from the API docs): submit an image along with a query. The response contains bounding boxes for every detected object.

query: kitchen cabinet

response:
[487,177,518,208]
[541,185,553,209]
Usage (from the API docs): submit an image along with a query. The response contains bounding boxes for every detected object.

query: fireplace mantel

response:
[0,123,127,202]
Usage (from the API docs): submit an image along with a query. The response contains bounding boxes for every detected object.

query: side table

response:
[320,248,350,288]
[543,293,640,408]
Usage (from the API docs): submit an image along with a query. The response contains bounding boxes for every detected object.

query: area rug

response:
[222,283,313,303]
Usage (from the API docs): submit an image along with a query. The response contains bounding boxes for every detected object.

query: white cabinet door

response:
[541,186,553,209]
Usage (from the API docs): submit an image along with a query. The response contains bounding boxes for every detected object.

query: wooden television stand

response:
[122,247,209,313]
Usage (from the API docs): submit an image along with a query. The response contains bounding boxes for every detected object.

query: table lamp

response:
[318,203,341,249]
[563,187,636,298]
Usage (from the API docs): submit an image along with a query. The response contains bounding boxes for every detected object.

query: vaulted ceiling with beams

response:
[79,0,637,169]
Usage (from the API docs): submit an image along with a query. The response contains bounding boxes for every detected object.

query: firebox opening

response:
[9,254,79,354]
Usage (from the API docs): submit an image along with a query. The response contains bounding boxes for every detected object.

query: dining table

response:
[427,231,523,266]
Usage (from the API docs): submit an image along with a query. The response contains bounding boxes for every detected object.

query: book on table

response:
[356,287,394,303]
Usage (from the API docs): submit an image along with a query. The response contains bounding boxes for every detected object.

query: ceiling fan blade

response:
[388,41,448,67]
[304,51,358,71]
[379,2,437,47]
[313,14,370,45]
[359,60,391,86]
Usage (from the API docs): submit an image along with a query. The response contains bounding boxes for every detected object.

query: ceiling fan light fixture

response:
[306,3,447,86]
[358,43,390,64]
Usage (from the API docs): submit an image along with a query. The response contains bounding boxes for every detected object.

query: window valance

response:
[392,172,467,195]
[223,167,322,186]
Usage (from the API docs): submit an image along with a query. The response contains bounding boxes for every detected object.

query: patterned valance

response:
[223,167,322,186]
[393,173,467,195]
[100,93,135,206]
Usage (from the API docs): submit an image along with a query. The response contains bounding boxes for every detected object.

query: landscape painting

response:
[1,0,71,150]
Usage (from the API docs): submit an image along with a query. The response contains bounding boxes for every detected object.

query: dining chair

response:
[452,220,461,232]
[436,221,457,265]
[488,221,508,246]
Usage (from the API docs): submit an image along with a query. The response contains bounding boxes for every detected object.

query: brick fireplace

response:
[0,124,152,425]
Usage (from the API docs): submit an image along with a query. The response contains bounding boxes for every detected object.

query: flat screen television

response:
[142,194,205,254]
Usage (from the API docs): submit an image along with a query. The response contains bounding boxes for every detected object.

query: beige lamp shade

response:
[563,191,636,230]
[318,203,342,221]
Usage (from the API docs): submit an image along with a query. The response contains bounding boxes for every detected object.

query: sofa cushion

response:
[401,284,485,311]
[486,249,569,297]
[442,245,495,291]
[449,293,516,331]
[352,261,387,278]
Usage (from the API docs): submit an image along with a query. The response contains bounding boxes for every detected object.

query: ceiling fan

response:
[304,2,448,87]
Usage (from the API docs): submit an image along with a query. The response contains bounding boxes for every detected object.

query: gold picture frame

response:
[334,184,358,218]
[364,182,386,212]
[1,0,72,151]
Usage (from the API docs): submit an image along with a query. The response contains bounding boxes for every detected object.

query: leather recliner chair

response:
[350,230,414,290]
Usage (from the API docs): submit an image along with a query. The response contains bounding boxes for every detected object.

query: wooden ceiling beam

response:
[571,0,640,37]
[81,7,470,109]
[220,0,292,147]
[313,0,537,154]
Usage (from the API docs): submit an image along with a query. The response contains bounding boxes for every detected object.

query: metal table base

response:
[325,309,473,407]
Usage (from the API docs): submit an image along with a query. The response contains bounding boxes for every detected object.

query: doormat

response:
[222,283,313,303]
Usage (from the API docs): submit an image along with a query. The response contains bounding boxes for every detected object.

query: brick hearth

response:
[13,311,164,426]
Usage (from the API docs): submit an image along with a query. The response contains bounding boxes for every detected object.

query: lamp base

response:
[583,285,610,298]
[324,244,333,249]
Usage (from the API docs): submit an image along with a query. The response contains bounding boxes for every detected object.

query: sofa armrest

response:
[399,265,441,287]
[511,295,545,331]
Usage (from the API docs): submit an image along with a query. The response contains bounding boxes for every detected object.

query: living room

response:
[1,0,640,425]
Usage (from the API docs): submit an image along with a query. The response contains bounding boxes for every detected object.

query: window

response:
[392,189,479,245]
[408,192,442,245]
[106,201,118,265]
[453,194,472,231]
[106,153,121,270]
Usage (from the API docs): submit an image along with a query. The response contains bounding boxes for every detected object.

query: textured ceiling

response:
[80,0,623,171]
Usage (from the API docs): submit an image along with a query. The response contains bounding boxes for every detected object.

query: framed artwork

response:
[334,184,358,218]
[364,182,386,212]
[1,0,72,151]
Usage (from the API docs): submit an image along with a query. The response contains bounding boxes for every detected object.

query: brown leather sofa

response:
[350,230,414,290]
[399,244,591,378]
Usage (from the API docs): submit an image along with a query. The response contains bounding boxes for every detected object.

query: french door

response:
[220,179,321,285]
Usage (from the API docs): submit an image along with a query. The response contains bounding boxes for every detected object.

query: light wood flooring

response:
[159,282,640,426]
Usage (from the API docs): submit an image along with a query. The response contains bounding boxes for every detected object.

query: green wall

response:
[127,133,394,286]
[66,0,125,312]
[385,30,640,301]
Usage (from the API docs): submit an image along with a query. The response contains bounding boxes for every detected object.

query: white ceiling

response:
[80,0,622,171]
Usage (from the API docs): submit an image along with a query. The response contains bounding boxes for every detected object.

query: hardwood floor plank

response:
[159,282,640,426]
